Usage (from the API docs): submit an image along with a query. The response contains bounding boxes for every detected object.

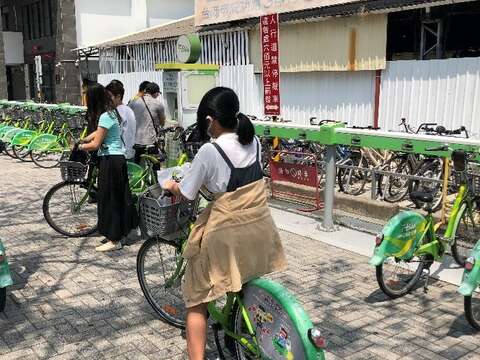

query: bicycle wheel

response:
[231,279,324,360]
[0,287,6,312]
[137,237,186,329]
[376,255,426,298]
[451,205,477,267]
[4,144,15,158]
[337,152,368,195]
[408,160,443,211]
[31,150,61,168]
[43,181,98,237]
[465,293,480,330]
[384,156,413,203]
[12,145,31,162]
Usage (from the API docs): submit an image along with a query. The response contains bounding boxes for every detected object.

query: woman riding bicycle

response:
[163,87,287,360]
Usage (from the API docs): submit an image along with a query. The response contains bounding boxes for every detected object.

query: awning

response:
[74,16,195,51]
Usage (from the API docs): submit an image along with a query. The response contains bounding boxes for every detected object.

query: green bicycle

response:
[42,152,160,238]
[136,182,326,359]
[370,146,478,298]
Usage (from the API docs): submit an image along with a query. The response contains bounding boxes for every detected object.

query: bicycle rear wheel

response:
[337,152,368,195]
[43,181,98,237]
[137,237,186,329]
[231,278,324,360]
[376,256,427,298]
[383,156,413,203]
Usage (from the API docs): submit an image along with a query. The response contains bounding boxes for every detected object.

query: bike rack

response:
[254,121,480,232]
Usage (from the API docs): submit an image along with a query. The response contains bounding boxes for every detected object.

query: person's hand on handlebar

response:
[162,179,182,198]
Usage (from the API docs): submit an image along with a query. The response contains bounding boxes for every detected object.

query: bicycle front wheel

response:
[376,256,426,298]
[12,145,31,162]
[465,293,480,330]
[451,205,477,267]
[137,237,186,329]
[43,181,98,237]
[31,150,62,168]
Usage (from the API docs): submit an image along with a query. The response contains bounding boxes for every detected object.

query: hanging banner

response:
[195,0,356,26]
[261,14,281,116]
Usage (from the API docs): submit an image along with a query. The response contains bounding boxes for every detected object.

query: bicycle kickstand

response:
[423,268,431,293]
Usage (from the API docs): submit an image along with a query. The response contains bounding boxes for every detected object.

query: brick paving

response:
[0,155,479,359]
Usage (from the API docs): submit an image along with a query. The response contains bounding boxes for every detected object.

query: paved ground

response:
[1,155,480,360]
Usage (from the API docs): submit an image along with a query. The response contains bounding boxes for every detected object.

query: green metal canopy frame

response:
[253,121,480,232]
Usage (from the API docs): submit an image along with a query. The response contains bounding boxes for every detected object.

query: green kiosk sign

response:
[176,34,202,64]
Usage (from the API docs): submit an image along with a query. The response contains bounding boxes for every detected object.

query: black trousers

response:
[97,155,138,242]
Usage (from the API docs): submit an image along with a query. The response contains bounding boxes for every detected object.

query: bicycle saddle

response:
[410,191,434,204]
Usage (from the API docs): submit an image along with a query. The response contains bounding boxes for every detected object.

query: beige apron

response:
[182,179,287,308]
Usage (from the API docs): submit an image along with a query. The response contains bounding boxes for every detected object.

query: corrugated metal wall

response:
[379,57,480,137]
[250,14,387,72]
[219,65,375,126]
[97,71,163,104]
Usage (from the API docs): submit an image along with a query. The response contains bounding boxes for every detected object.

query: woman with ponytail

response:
[163,87,287,359]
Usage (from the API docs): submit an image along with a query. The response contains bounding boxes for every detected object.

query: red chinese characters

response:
[260,14,281,116]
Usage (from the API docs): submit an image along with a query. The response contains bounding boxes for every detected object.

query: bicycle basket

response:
[60,161,88,182]
[139,184,193,237]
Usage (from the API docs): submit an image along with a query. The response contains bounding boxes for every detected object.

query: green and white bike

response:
[370,146,478,298]
[137,183,326,359]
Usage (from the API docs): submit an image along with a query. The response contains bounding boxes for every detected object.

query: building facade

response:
[0,0,194,103]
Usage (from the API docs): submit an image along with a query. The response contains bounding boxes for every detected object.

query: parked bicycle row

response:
[0,103,86,168]
[258,117,480,212]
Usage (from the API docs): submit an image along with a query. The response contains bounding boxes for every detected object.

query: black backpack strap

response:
[212,143,235,170]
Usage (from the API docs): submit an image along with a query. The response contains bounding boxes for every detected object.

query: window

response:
[21,1,55,40]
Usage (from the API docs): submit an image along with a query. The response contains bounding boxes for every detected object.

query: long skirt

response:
[97,155,138,241]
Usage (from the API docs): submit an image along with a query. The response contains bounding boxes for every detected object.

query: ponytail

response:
[236,112,255,145]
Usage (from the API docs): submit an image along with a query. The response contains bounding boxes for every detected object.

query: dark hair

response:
[106,80,125,101]
[86,83,117,133]
[145,82,160,95]
[197,87,254,145]
[139,81,150,92]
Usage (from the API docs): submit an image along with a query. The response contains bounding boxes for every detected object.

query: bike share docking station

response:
[253,120,480,232]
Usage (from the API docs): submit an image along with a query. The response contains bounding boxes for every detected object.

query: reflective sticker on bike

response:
[272,327,294,359]
[163,304,177,316]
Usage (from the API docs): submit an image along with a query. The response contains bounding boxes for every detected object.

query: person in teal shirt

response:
[97,112,124,156]
[79,83,138,252]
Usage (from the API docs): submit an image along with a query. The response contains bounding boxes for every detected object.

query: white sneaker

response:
[95,241,122,252]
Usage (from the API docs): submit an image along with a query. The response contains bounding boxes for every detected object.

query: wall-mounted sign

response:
[195,0,356,26]
[261,14,280,116]
[176,34,202,64]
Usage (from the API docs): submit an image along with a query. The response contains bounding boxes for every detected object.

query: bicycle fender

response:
[370,211,428,266]
[459,240,480,296]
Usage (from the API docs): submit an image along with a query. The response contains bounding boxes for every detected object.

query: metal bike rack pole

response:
[319,144,338,232]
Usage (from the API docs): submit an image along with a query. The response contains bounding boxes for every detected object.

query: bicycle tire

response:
[12,145,31,162]
[4,144,15,158]
[451,205,477,267]
[337,152,368,195]
[465,294,480,331]
[137,237,186,329]
[408,159,443,211]
[31,150,61,169]
[43,181,98,237]
[375,256,426,298]
[231,279,324,360]
[0,287,6,312]
[383,157,413,203]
